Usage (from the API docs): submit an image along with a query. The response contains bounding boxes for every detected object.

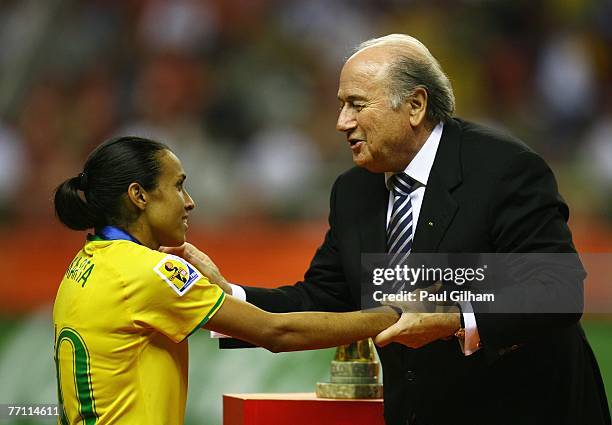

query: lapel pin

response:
[428,221,434,227]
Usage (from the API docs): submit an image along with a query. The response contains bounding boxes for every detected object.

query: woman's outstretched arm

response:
[204,295,398,353]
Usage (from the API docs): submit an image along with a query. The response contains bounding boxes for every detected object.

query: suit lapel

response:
[359,174,388,254]
[413,172,458,252]
[412,119,463,253]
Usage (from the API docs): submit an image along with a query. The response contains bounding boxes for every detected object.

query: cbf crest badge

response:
[154,255,202,296]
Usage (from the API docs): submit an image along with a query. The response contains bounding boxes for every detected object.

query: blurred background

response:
[0,0,610,423]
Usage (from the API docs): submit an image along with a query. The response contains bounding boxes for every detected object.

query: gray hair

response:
[356,34,455,124]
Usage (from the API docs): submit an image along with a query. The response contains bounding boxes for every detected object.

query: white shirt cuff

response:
[210,284,246,338]
[457,302,481,356]
[230,283,247,301]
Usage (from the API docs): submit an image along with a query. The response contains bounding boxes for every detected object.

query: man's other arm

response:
[475,149,584,355]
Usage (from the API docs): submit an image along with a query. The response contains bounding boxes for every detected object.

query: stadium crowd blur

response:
[0,0,611,227]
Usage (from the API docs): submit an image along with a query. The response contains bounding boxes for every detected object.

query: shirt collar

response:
[88,226,142,245]
[385,122,444,190]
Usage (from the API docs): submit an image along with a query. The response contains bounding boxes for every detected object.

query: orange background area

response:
[1,217,611,314]
[0,220,327,314]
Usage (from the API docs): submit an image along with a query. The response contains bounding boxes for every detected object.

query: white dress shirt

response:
[384,122,479,355]
[228,122,480,355]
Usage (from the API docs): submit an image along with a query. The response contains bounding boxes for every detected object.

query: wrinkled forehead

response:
[345,47,393,76]
[337,51,392,99]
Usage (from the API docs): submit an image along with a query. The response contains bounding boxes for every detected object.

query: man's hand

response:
[374,310,461,349]
[380,282,444,314]
[159,243,232,294]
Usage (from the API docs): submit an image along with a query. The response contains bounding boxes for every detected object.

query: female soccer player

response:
[53,136,397,425]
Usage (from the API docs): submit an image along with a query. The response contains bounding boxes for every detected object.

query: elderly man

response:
[219,34,610,425]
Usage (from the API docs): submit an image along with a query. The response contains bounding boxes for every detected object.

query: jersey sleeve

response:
[124,251,226,343]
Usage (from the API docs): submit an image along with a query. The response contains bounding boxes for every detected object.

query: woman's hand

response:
[159,243,233,294]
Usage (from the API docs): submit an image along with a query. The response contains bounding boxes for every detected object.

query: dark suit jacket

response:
[240,119,610,425]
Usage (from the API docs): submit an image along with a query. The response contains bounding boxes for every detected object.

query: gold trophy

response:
[315,339,383,398]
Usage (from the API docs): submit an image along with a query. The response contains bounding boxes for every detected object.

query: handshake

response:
[161,242,464,351]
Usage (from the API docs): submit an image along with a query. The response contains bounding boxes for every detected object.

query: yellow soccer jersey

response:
[53,237,225,425]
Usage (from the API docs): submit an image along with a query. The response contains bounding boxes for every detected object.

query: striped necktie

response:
[387,173,417,268]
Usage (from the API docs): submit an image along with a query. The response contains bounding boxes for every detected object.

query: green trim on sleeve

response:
[187,292,226,338]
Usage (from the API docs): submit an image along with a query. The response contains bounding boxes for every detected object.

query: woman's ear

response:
[126,182,148,211]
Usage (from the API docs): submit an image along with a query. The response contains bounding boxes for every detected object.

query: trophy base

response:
[315,382,383,399]
[331,360,378,377]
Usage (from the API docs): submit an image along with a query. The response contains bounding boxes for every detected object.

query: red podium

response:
[223,393,384,425]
